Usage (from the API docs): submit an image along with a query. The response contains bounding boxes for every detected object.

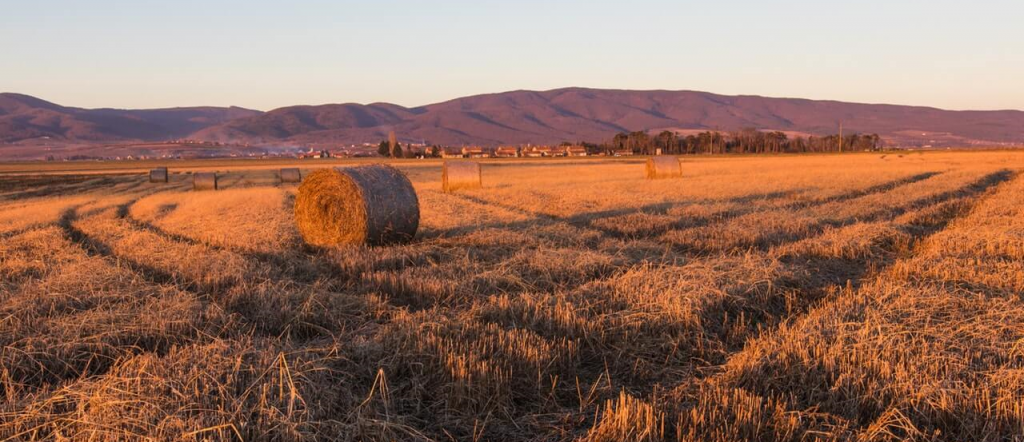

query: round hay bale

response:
[280,168,302,184]
[294,164,419,247]
[149,167,168,183]
[645,156,682,179]
[442,161,481,192]
[193,172,218,191]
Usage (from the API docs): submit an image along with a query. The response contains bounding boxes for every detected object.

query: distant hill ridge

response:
[3,88,1023,148]
[0,93,260,143]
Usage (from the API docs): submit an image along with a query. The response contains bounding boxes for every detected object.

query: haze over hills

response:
[3,88,1024,153]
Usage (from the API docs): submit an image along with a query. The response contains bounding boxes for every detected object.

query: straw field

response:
[1,151,1022,441]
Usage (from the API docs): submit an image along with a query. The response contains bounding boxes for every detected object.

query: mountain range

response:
[3,88,1023,152]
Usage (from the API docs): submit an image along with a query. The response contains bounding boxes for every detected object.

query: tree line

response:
[374,127,882,157]
[605,128,882,155]
[378,140,452,158]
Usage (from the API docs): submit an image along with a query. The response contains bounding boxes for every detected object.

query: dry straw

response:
[442,161,482,192]
[193,172,218,191]
[294,164,419,246]
[645,156,682,179]
[280,168,302,184]
[149,167,168,183]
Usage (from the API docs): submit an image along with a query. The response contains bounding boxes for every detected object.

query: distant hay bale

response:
[442,161,482,192]
[193,172,218,191]
[280,168,302,183]
[149,167,168,183]
[645,156,682,179]
[294,164,419,247]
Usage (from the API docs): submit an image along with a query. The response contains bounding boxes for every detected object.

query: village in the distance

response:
[21,127,896,162]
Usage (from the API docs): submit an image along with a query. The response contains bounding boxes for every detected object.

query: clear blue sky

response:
[2,0,1021,111]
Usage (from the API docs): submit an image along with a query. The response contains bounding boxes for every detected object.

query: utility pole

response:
[838,122,843,153]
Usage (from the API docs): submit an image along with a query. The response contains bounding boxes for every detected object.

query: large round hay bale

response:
[193,172,218,191]
[280,168,302,184]
[645,156,682,179]
[442,161,482,192]
[294,164,419,247]
[149,167,168,183]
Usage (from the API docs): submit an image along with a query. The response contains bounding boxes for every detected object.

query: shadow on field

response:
[0,175,133,201]
[426,188,806,240]
[708,170,1020,433]
[555,170,1017,406]
[754,170,1013,331]
[738,169,1012,254]
[428,171,944,248]
[58,207,230,296]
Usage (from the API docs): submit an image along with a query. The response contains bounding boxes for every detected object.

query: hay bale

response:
[149,167,168,183]
[442,161,482,192]
[645,156,682,179]
[193,172,218,191]
[294,164,419,246]
[280,168,302,183]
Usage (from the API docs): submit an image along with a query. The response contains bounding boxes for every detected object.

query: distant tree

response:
[655,130,677,154]
[681,135,698,154]
[377,140,390,157]
[581,141,602,155]
[388,131,398,157]
[628,131,650,154]
[788,136,807,153]
[766,131,787,153]
[612,132,629,151]
[695,131,718,154]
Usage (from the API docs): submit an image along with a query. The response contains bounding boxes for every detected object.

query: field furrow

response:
[590,172,1024,442]
[2,153,1022,441]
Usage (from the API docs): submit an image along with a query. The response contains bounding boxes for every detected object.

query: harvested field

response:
[1,151,1023,441]
[646,155,682,179]
[442,160,483,192]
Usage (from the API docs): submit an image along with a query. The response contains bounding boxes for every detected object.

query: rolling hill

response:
[0,93,260,143]
[3,89,1024,150]
[193,88,1024,148]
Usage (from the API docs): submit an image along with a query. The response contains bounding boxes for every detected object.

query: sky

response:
[1,0,1022,111]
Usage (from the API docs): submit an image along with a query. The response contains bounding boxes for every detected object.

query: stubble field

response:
[1,152,1023,441]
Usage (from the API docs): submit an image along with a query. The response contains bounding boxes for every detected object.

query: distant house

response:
[564,145,587,157]
[441,149,464,159]
[461,146,489,158]
[494,146,519,158]
[522,146,557,157]
[521,146,543,158]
